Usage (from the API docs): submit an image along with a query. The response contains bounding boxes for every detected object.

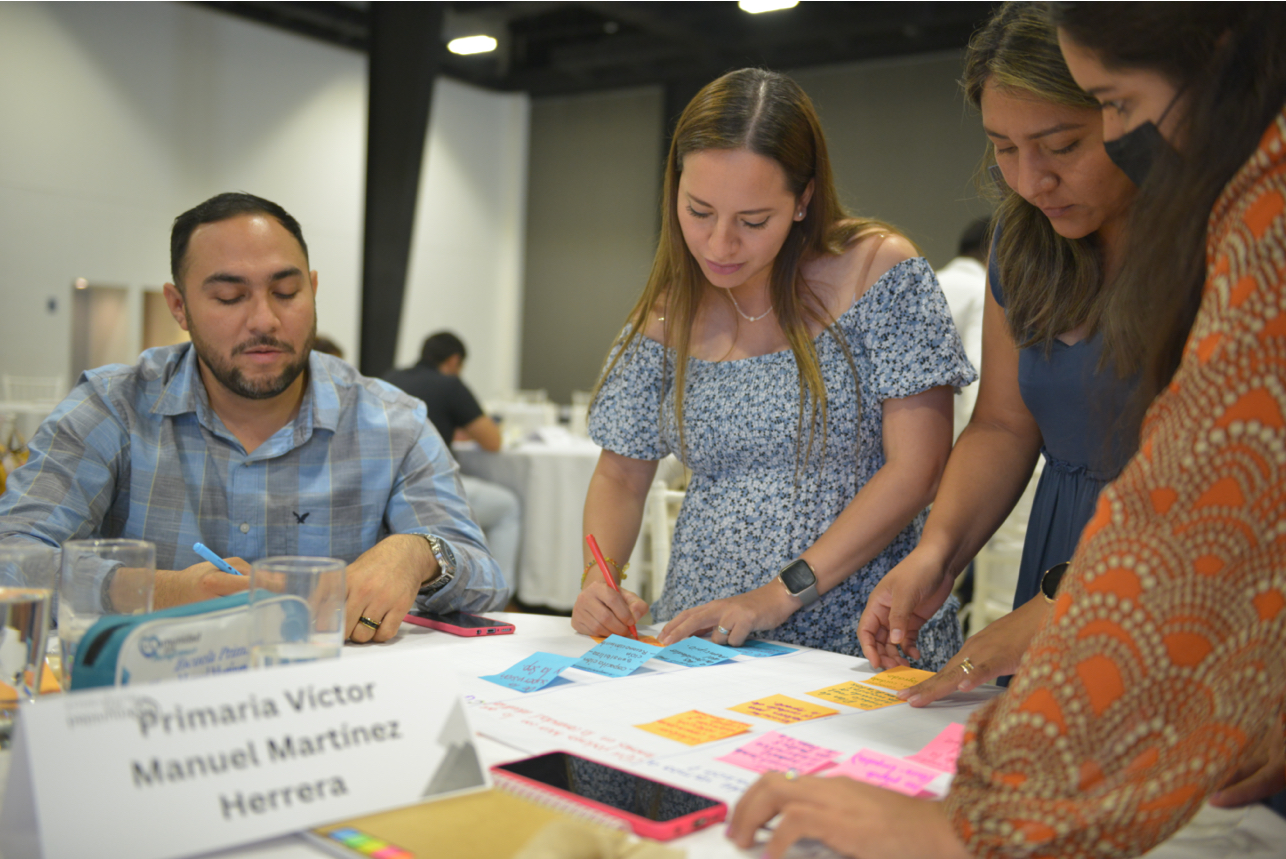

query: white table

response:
[3,615,1283,859]
[455,430,602,610]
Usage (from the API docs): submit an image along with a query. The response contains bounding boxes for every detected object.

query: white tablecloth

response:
[455,430,602,610]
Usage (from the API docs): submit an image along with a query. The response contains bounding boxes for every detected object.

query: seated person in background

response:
[0,192,508,643]
[384,332,521,593]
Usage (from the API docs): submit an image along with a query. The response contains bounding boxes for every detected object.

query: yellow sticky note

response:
[862,666,936,691]
[808,682,902,711]
[728,694,839,724]
[591,634,663,646]
[635,710,753,746]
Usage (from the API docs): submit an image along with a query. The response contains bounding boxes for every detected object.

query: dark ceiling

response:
[198,2,997,97]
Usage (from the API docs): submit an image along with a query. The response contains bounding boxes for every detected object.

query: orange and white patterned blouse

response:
[946,106,1286,857]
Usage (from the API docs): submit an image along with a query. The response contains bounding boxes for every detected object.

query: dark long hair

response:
[1053,2,1286,434]
[596,68,900,465]
[962,2,1111,349]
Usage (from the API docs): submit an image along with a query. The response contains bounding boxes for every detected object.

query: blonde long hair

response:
[596,68,899,467]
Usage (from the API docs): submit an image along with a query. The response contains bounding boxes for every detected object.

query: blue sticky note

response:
[656,636,742,667]
[732,639,798,658]
[570,634,660,677]
[481,652,579,693]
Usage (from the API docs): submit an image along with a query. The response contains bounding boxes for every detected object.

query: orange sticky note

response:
[862,666,936,691]
[0,662,61,704]
[592,634,663,646]
[728,694,839,724]
[808,681,902,711]
[635,710,753,745]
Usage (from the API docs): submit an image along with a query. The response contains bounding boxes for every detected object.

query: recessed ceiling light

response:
[447,35,497,55]
[738,0,799,13]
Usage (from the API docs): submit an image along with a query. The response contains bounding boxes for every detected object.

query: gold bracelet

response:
[581,555,629,587]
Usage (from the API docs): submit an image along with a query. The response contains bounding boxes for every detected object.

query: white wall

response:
[397,78,530,402]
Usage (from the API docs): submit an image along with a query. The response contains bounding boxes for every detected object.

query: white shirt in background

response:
[935,255,986,440]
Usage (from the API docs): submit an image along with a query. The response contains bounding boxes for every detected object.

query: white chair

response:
[961,459,1043,632]
[626,456,689,603]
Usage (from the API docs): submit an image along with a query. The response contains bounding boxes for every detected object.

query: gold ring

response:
[358,616,381,631]
[716,625,731,636]
[960,657,975,676]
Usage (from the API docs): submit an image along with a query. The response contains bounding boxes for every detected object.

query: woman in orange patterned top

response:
[726,3,1286,857]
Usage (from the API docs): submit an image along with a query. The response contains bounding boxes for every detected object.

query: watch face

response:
[780,559,816,594]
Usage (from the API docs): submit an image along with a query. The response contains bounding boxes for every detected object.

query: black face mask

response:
[1103,91,1182,187]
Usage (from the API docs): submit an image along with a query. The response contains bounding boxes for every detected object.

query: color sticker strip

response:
[480,652,578,694]
[571,634,661,677]
[807,681,902,711]
[906,722,966,773]
[655,636,742,667]
[824,748,941,796]
[635,710,753,746]
[716,731,839,775]
[729,639,797,657]
[861,666,936,691]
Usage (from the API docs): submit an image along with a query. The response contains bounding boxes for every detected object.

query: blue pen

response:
[193,542,243,576]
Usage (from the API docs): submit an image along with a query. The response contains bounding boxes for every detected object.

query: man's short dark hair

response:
[420,331,466,369]
[170,192,309,287]
[958,216,992,259]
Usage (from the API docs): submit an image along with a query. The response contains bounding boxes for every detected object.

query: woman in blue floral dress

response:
[569,68,975,667]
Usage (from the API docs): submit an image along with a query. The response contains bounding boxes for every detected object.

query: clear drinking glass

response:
[57,539,155,688]
[0,543,58,746]
[249,556,345,667]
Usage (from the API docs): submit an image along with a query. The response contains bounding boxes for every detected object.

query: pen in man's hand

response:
[193,542,243,576]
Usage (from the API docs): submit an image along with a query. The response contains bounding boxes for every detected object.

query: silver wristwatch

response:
[418,534,456,596]
[777,557,820,608]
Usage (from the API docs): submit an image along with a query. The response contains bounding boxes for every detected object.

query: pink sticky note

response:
[905,723,966,773]
[824,748,940,796]
[716,731,839,775]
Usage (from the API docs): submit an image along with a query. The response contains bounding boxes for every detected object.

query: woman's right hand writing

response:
[571,579,648,638]
[858,548,955,669]
[898,595,1050,706]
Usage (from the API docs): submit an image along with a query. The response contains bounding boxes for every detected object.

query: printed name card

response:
[717,731,839,775]
[861,666,936,691]
[808,681,902,711]
[1,648,483,859]
[635,710,752,746]
[571,634,660,677]
[906,722,966,773]
[729,694,839,724]
[825,748,941,796]
[481,653,578,694]
[655,636,741,667]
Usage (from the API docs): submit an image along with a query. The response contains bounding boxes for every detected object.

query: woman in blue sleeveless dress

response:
[857,3,1139,689]
[570,68,975,667]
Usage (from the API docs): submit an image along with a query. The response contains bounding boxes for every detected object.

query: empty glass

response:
[249,556,345,667]
[57,539,155,688]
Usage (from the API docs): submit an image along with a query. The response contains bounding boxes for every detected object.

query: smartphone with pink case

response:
[490,751,727,841]
[403,610,515,636]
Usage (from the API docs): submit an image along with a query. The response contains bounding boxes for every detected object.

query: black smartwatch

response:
[1040,562,1070,603]
[777,558,820,608]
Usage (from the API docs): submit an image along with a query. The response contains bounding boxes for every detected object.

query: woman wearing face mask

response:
[728,4,1286,857]
[858,2,1137,696]
[571,68,974,663]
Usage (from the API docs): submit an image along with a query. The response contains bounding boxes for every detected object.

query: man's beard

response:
[187,316,316,401]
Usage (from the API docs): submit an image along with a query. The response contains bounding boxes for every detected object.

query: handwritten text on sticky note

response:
[635,710,753,746]
[861,666,936,691]
[655,636,741,667]
[729,694,839,724]
[825,748,941,796]
[480,652,578,694]
[808,682,902,710]
[571,634,660,677]
[716,731,839,774]
[906,722,966,772]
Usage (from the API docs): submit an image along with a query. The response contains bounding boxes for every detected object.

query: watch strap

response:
[417,534,456,596]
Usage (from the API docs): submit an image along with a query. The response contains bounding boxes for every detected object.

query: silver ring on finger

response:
[716,625,731,636]
[960,657,975,676]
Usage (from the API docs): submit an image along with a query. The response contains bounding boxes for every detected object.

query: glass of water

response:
[0,543,58,745]
[57,539,155,688]
[249,556,345,668]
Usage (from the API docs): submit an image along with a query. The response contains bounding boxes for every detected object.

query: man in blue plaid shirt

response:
[0,192,508,642]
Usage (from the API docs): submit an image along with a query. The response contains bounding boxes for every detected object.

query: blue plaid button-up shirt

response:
[0,344,508,612]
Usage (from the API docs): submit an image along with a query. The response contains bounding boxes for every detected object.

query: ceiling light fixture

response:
[447,35,498,55]
[738,0,799,13]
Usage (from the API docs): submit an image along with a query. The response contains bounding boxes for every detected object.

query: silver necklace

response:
[727,290,773,322]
